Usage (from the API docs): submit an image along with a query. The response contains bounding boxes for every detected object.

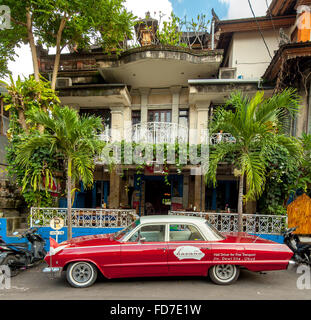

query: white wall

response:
[227,29,288,79]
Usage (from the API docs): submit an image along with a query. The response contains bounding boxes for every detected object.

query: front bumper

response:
[42,267,63,277]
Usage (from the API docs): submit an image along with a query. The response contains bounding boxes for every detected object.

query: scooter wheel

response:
[2,255,20,277]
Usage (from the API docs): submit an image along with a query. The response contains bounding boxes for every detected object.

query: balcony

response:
[130,122,189,144]
[97,124,236,145]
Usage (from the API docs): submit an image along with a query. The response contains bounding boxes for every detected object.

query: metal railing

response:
[30,208,138,228]
[169,211,287,235]
[97,128,111,143]
[130,122,189,144]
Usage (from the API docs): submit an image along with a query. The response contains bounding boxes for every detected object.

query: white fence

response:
[30,208,286,235]
[169,211,287,235]
[30,208,138,228]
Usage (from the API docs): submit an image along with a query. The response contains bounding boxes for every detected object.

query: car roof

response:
[140,215,206,224]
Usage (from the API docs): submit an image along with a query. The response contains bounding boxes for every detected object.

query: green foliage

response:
[206,89,301,215]
[258,133,311,215]
[3,76,64,207]
[15,105,103,189]
[156,13,209,49]
[0,0,136,78]
[6,131,64,207]
[157,13,185,47]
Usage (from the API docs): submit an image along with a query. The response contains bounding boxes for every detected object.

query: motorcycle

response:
[0,223,47,277]
[283,226,311,266]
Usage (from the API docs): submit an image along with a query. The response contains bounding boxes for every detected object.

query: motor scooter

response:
[283,227,311,265]
[0,222,46,277]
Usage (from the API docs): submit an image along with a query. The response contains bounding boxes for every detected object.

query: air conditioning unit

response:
[55,77,72,88]
[219,67,237,80]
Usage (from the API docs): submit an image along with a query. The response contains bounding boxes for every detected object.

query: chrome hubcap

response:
[72,263,92,283]
[215,265,235,280]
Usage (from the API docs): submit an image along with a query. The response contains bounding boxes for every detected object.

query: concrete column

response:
[110,105,124,142]
[189,104,198,145]
[123,106,132,142]
[139,88,150,123]
[194,175,205,211]
[196,101,210,144]
[109,169,121,209]
[170,86,182,124]
[183,173,189,209]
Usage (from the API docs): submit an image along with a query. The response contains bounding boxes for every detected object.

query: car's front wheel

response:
[66,262,98,288]
[209,264,240,285]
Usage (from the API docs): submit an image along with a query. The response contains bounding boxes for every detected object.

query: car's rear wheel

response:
[209,264,240,285]
[66,262,97,288]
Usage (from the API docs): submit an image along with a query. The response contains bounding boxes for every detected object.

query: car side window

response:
[169,224,205,241]
[128,225,166,242]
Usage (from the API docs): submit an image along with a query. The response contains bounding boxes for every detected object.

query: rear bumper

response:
[287,259,298,270]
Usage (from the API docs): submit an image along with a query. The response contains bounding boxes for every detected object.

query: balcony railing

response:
[169,211,286,235]
[97,124,236,146]
[97,128,111,143]
[129,122,189,144]
[30,207,138,228]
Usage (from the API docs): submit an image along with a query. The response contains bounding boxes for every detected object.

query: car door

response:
[120,224,168,278]
[167,223,213,276]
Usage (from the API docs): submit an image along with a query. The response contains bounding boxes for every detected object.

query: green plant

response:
[15,105,103,240]
[206,89,301,230]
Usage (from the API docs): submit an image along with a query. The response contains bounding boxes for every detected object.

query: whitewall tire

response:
[66,262,98,288]
[209,264,240,285]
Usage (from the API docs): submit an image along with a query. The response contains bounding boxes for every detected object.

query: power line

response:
[248,0,273,59]
[265,0,280,44]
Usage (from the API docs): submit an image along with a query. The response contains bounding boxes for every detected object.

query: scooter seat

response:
[7,243,28,248]
[297,243,311,251]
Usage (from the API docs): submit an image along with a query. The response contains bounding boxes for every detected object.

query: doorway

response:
[145,177,171,215]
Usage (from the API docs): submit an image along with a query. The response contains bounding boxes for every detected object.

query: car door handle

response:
[200,247,211,250]
[157,248,166,251]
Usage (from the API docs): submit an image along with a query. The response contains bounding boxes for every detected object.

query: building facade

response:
[37,3,311,215]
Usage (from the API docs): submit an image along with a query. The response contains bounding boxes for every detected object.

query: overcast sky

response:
[5,0,272,82]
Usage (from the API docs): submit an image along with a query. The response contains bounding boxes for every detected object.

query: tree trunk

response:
[238,174,244,232]
[26,9,40,82]
[51,18,67,90]
[17,109,28,133]
[67,158,72,240]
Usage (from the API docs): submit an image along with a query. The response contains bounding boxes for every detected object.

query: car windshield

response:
[205,221,225,240]
[113,219,141,241]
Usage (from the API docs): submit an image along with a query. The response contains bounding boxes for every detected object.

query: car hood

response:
[61,233,120,247]
[220,232,281,244]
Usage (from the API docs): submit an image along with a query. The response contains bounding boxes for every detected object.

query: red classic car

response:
[43,215,295,288]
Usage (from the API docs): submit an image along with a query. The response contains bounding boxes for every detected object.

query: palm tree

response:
[15,105,103,240]
[206,89,302,232]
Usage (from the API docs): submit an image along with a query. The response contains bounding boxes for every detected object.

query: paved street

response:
[1,262,311,300]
